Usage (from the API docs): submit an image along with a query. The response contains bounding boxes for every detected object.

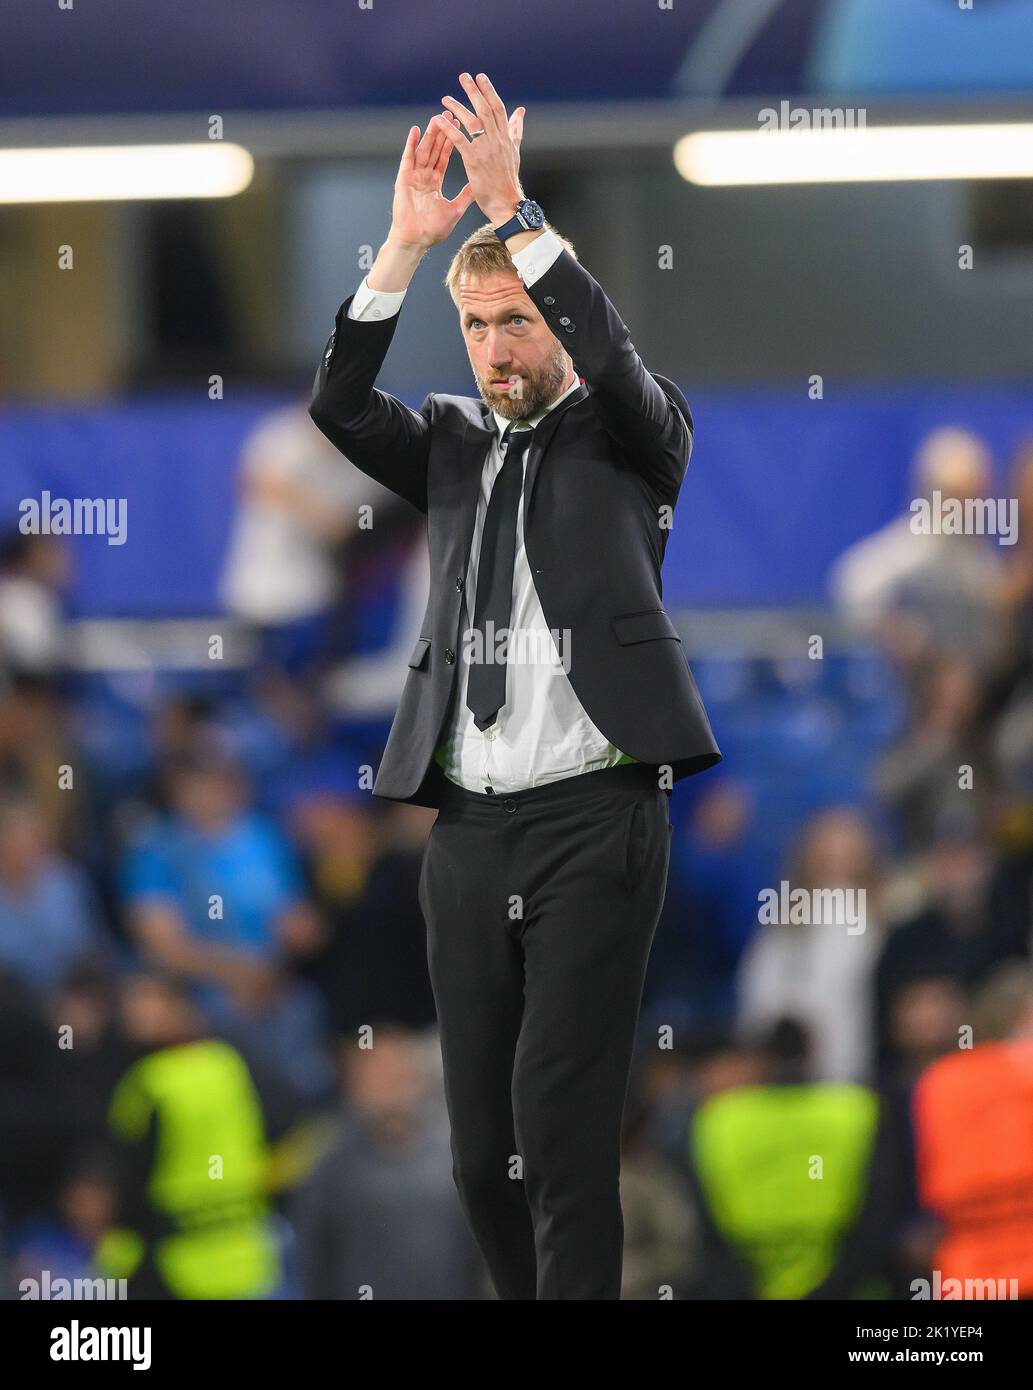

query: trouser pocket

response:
[622,795,648,892]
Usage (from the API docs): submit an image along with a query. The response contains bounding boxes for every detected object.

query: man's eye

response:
[510,316,526,325]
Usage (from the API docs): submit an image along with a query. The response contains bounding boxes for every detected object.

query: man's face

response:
[457,270,572,420]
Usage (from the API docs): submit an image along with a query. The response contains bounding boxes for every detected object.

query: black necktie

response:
[466,425,534,731]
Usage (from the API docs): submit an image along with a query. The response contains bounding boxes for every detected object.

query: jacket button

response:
[544,296,555,305]
[503,799,517,813]
[564,324,575,332]
[444,648,456,664]
[558,316,571,325]
[455,576,464,591]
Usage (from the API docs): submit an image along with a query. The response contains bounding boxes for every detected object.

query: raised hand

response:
[434,72,526,225]
[387,116,477,251]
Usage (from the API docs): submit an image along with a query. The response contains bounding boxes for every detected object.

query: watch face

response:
[518,199,545,229]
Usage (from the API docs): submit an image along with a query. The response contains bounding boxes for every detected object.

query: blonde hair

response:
[444,220,577,304]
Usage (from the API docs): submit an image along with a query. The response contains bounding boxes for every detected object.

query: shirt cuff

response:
[347,276,407,321]
[510,228,564,288]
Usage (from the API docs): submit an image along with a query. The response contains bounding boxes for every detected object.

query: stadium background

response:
[3,0,1033,1300]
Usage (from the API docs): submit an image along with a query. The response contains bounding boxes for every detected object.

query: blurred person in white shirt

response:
[737,808,883,1084]
[0,533,69,679]
[219,397,398,671]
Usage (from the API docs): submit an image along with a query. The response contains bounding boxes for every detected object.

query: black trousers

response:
[418,761,671,1300]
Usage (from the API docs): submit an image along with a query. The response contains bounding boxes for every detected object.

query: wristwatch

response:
[493,198,545,242]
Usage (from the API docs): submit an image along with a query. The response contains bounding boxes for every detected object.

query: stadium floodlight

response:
[0,143,254,203]
[674,123,1033,186]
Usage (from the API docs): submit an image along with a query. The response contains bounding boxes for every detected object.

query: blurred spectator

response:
[94,972,285,1300]
[120,752,333,1098]
[647,778,765,1030]
[0,792,109,996]
[277,752,376,913]
[0,532,70,680]
[0,676,86,854]
[219,399,396,675]
[884,975,967,1091]
[988,441,1033,794]
[147,681,327,818]
[7,1157,116,1301]
[874,834,1015,1083]
[618,1071,698,1300]
[304,800,438,1036]
[149,693,226,768]
[291,1026,484,1299]
[683,1020,887,1299]
[737,807,883,1083]
[873,655,997,853]
[983,830,1033,967]
[871,974,969,1297]
[991,437,1033,675]
[831,427,1005,676]
[323,536,430,722]
[47,964,134,1153]
[912,963,1033,1299]
[0,969,79,1230]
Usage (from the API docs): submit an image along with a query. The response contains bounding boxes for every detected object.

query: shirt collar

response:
[491,375,582,443]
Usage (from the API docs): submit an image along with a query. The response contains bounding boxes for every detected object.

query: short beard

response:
[476,347,570,421]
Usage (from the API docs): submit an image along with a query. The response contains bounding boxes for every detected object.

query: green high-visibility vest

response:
[96,1039,280,1300]
[690,1083,879,1299]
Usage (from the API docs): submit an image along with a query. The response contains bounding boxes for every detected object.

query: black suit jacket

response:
[309,243,721,807]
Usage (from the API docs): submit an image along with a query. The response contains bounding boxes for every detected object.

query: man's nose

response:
[485,330,509,364]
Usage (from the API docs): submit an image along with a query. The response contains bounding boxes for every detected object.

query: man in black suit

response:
[309,72,720,1299]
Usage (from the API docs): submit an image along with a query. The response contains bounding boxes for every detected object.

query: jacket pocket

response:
[610,608,681,645]
[408,637,431,669]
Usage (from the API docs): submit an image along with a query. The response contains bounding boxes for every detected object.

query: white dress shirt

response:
[345,229,632,793]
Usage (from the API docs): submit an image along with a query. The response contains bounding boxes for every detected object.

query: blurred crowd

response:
[2,410,1033,1300]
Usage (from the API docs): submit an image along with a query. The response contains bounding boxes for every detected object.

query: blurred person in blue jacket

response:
[121,752,333,1100]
